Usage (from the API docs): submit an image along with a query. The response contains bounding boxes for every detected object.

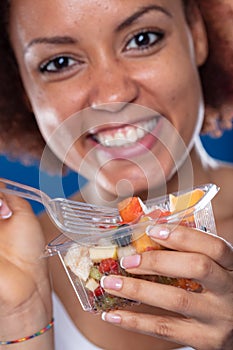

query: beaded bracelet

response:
[0,318,54,345]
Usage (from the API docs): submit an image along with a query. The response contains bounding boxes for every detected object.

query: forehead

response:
[9,0,184,29]
[9,0,186,55]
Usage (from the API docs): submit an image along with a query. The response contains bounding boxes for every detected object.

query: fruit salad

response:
[63,189,206,313]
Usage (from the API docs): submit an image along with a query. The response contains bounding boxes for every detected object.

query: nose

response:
[88,60,139,112]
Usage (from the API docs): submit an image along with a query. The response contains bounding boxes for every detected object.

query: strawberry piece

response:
[94,285,105,297]
[99,258,119,274]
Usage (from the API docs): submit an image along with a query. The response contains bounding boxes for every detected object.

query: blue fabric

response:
[0,132,232,214]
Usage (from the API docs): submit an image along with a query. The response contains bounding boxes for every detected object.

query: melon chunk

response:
[89,246,117,263]
[132,233,162,253]
[85,278,99,292]
[118,197,143,222]
[169,188,204,213]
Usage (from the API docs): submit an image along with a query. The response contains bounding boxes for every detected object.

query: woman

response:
[0,1,232,349]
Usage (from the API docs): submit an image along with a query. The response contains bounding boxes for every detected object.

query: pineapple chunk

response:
[89,246,117,262]
[85,278,99,292]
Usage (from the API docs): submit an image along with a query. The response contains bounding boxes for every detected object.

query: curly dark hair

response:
[0,2,45,162]
[0,1,232,163]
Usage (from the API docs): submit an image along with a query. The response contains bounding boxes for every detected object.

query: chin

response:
[95,167,170,201]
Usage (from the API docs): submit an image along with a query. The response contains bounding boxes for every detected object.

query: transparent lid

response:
[44,183,219,256]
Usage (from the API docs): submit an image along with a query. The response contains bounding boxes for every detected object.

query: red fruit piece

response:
[94,285,105,297]
[118,197,143,223]
[147,209,171,222]
[99,258,119,274]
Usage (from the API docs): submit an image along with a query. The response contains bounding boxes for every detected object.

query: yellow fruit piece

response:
[89,246,117,263]
[169,189,204,213]
[85,278,100,292]
[132,233,162,253]
[139,216,152,223]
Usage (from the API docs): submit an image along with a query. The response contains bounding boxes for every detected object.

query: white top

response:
[53,293,194,350]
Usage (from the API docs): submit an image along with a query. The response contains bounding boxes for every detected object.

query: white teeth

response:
[126,128,138,143]
[95,118,157,147]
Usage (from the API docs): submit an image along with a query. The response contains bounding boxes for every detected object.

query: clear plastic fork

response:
[0,178,122,237]
[0,179,219,245]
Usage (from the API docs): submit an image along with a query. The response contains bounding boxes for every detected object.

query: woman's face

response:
[9,0,207,197]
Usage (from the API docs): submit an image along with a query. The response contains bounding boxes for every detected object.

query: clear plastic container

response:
[44,183,219,313]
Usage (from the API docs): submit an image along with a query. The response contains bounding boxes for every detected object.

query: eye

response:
[39,56,77,73]
[126,30,164,51]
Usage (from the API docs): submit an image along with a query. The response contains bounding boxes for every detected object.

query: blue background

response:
[0,131,232,214]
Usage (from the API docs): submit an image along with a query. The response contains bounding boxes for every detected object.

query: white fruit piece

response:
[85,278,99,292]
[117,245,136,260]
[89,246,117,262]
[64,244,93,281]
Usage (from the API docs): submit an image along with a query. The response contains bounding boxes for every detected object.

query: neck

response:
[166,138,214,192]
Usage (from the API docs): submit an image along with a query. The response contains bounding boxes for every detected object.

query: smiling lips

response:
[91,117,158,148]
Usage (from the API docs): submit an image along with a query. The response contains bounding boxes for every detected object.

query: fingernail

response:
[146,225,170,239]
[101,312,122,324]
[100,276,123,290]
[0,199,12,219]
[120,254,141,269]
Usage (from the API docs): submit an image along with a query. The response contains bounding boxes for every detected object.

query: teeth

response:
[95,118,157,147]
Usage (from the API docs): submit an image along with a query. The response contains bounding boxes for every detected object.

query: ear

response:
[186,2,209,66]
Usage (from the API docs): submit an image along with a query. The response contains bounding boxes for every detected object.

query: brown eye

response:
[126,31,164,51]
[135,33,152,46]
[40,56,76,73]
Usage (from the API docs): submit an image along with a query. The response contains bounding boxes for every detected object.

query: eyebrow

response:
[25,4,172,51]
[25,36,77,52]
[116,4,172,32]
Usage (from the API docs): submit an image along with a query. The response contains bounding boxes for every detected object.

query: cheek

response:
[33,106,84,170]
[34,107,62,141]
[139,64,203,137]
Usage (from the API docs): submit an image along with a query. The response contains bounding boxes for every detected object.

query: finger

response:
[121,250,233,294]
[101,275,210,319]
[146,224,233,270]
[102,310,217,350]
[0,194,44,260]
[0,197,12,219]
[0,192,34,218]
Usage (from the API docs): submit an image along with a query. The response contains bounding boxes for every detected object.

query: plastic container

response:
[44,183,219,313]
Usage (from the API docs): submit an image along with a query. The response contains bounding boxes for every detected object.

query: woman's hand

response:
[0,193,52,341]
[101,225,233,350]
